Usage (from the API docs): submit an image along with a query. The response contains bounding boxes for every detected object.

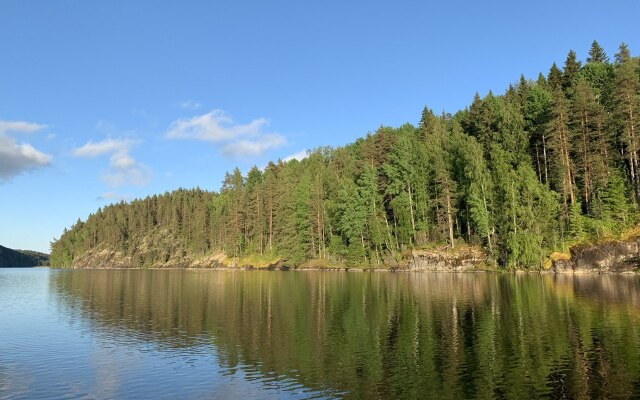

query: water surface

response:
[1,268,640,399]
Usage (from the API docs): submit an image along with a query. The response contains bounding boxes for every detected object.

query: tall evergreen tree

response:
[587,40,609,64]
[548,63,563,90]
[613,42,640,201]
[562,50,582,96]
[547,88,576,208]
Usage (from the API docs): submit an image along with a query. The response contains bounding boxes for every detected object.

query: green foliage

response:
[602,171,630,227]
[567,201,584,240]
[51,41,640,269]
[0,245,49,267]
[587,40,609,64]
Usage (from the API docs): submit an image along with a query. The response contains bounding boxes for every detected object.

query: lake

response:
[1,268,640,399]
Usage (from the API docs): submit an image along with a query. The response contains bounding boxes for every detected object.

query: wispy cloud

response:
[282,149,309,163]
[0,119,51,182]
[73,138,151,187]
[166,110,268,142]
[221,135,286,157]
[73,138,136,157]
[178,100,202,110]
[165,109,286,157]
[0,120,47,135]
[96,191,131,202]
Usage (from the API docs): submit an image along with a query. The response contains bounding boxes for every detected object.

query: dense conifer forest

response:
[0,245,49,267]
[51,42,640,269]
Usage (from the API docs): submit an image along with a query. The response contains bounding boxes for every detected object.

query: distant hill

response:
[0,245,49,267]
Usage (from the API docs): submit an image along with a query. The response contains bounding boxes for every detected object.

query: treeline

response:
[51,41,640,269]
[0,245,49,267]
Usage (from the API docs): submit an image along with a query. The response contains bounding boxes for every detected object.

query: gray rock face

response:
[407,247,487,272]
[553,237,640,273]
[572,237,640,272]
[551,258,573,273]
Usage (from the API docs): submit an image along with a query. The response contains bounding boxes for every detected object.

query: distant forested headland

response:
[0,245,49,267]
[51,41,640,269]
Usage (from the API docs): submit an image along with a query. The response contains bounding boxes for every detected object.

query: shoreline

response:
[46,266,640,274]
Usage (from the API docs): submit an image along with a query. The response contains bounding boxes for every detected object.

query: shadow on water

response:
[49,270,640,399]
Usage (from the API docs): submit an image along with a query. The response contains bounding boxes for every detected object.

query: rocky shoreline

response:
[58,238,640,273]
[552,236,640,273]
[59,244,494,272]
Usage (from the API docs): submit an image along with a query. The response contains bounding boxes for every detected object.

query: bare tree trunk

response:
[257,190,263,254]
[446,189,455,249]
[407,184,416,233]
[269,200,273,251]
[480,181,493,252]
[560,111,575,204]
[542,133,549,184]
[581,111,591,205]
[627,98,638,201]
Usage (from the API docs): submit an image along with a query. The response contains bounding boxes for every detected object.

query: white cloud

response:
[221,135,286,157]
[282,149,309,163]
[73,138,150,187]
[166,110,268,142]
[165,109,286,157]
[0,119,51,182]
[0,120,47,135]
[73,138,136,158]
[111,153,135,169]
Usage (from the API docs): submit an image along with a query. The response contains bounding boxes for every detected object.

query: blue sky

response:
[1,0,639,253]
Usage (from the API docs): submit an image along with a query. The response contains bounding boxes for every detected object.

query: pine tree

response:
[523,84,553,183]
[614,42,640,201]
[383,133,419,245]
[244,166,264,254]
[562,50,582,96]
[615,42,631,64]
[570,77,599,207]
[547,63,563,90]
[567,201,584,240]
[547,88,576,207]
[418,107,438,138]
[452,126,495,250]
[424,123,456,248]
[334,180,367,262]
[602,170,629,228]
[587,40,609,64]
[263,162,278,252]
[221,168,245,256]
[357,164,388,264]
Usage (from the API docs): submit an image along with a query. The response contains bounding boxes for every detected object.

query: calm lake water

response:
[1,269,640,399]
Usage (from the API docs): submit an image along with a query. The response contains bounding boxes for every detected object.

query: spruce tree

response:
[587,40,609,64]
[547,63,563,90]
[562,50,582,96]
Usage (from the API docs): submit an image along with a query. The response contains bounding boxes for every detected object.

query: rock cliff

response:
[553,237,640,273]
[404,245,488,272]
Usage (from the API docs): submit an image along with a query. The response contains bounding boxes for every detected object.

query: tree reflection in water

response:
[51,270,640,399]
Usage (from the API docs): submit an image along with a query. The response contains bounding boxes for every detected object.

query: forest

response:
[50,41,640,269]
[0,245,49,267]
